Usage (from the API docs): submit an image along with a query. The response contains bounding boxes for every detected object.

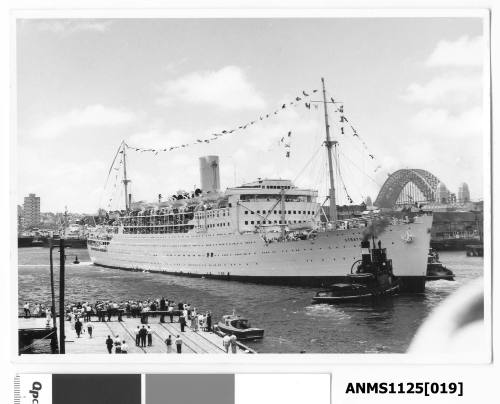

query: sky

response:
[16,17,486,213]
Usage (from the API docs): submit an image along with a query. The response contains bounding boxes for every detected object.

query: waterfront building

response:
[435,182,450,204]
[458,183,471,204]
[17,205,23,229]
[23,193,40,228]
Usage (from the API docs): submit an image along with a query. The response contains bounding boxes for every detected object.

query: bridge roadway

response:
[19,316,254,354]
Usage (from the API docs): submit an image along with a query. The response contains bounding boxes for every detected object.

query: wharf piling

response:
[19,326,58,354]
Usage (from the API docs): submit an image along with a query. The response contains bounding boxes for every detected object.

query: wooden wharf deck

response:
[18,316,256,354]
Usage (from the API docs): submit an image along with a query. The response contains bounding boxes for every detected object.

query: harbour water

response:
[18,247,483,354]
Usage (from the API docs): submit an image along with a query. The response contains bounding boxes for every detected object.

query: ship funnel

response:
[199,156,220,194]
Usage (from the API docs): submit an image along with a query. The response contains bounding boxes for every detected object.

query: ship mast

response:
[122,141,131,211]
[321,77,338,223]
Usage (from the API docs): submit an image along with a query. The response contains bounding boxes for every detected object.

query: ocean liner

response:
[88,79,433,292]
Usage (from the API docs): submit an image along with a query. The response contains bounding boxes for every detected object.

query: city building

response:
[17,205,23,229]
[435,182,450,204]
[458,182,471,204]
[23,193,40,228]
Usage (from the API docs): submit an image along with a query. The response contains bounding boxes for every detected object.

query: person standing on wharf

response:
[165,335,172,353]
[105,335,113,354]
[140,326,147,347]
[175,335,182,353]
[180,314,186,332]
[147,326,153,346]
[135,326,140,346]
[74,319,82,338]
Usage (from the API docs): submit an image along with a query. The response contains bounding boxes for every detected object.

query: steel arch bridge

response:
[374,169,442,208]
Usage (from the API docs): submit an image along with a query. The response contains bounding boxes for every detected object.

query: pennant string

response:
[125,87,319,155]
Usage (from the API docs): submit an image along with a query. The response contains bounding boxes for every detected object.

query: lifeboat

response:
[215,314,264,340]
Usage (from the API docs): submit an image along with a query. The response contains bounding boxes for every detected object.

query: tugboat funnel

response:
[361,240,371,265]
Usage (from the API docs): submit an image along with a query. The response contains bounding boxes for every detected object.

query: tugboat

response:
[426,248,455,281]
[215,313,264,341]
[312,239,399,304]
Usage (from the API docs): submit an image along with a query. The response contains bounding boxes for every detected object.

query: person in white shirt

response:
[168,305,174,323]
[175,335,183,353]
[45,308,52,327]
[222,334,231,353]
[114,335,121,353]
[230,334,238,354]
[33,304,40,317]
[86,321,94,338]
[85,305,92,321]
[147,326,153,346]
[198,313,205,331]
[68,311,75,326]
[121,341,128,354]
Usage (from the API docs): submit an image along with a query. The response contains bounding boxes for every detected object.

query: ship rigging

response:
[103,78,361,226]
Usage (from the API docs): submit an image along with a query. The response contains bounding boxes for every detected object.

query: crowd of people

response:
[21,302,53,327]
[63,298,213,329]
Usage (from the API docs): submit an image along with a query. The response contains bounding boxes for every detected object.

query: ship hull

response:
[88,215,433,292]
[93,262,426,292]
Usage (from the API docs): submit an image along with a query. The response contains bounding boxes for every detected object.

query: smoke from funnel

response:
[362,217,391,242]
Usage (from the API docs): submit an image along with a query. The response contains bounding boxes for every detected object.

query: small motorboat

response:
[426,249,454,281]
[312,239,400,304]
[215,314,264,340]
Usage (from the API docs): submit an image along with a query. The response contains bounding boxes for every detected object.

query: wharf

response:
[18,317,256,354]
